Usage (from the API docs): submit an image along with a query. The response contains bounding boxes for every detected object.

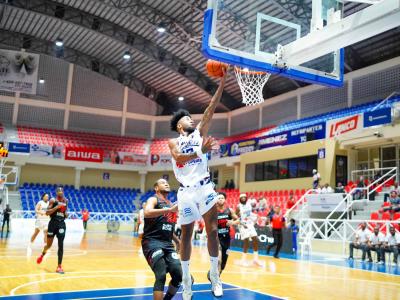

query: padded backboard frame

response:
[202,0,344,87]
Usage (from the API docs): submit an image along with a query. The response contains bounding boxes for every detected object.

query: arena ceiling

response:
[0,0,399,114]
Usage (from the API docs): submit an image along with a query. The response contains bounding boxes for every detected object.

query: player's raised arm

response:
[197,67,229,137]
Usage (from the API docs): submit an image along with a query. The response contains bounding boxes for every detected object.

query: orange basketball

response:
[206,60,228,78]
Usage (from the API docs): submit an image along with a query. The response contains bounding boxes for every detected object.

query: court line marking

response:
[2,282,212,298]
[74,287,242,300]
[5,268,400,298]
[0,250,88,258]
[226,282,289,300]
[229,248,400,277]
[9,275,155,296]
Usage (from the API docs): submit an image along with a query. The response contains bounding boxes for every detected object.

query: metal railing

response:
[10,210,137,224]
[284,189,317,219]
[298,218,400,256]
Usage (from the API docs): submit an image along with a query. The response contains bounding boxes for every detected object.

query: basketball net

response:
[234,66,271,106]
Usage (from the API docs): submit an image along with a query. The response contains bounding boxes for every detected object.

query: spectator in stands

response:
[385,183,400,202]
[228,179,235,189]
[258,197,267,211]
[321,183,334,194]
[335,182,345,194]
[354,176,366,200]
[1,204,11,236]
[380,226,400,265]
[224,180,229,189]
[367,226,385,263]
[286,195,296,219]
[82,208,89,231]
[312,169,321,189]
[383,191,400,213]
[289,219,298,253]
[267,205,274,219]
[348,222,371,262]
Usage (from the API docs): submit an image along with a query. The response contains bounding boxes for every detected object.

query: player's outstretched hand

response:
[201,136,218,154]
[169,204,178,213]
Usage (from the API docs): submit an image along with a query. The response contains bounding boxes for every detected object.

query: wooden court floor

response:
[0,230,399,300]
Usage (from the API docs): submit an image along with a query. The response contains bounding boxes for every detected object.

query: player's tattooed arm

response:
[197,67,229,136]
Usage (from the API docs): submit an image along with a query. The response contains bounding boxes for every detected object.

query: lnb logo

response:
[0,144,8,158]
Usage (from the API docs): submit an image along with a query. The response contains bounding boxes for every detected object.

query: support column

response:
[121,86,128,136]
[75,167,85,190]
[347,78,353,108]
[64,64,74,130]
[234,163,240,189]
[12,92,20,125]
[297,94,301,119]
[139,171,147,193]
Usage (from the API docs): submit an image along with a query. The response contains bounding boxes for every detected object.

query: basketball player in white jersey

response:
[236,193,262,266]
[27,193,50,256]
[169,67,228,299]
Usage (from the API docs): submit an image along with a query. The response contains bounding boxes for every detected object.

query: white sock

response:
[181,260,190,281]
[210,256,219,275]
[242,252,247,260]
[254,251,259,261]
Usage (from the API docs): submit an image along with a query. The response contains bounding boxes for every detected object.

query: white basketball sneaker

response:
[210,271,223,297]
[182,275,194,300]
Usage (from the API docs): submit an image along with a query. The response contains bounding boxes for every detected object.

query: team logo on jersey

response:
[59,228,65,234]
[171,253,179,260]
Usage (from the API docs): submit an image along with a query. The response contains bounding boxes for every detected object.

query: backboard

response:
[202,0,400,87]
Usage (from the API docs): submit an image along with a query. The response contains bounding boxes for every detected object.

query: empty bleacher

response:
[17,126,147,154]
[20,183,140,213]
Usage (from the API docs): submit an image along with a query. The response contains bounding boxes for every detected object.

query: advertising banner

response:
[220,138,258,157]
[288,122,325,144]
[118,153,148,166]
[8,142,30,153]
[230,227,294,254]
[30,144,53,157]
[52,146,63,159]
[364,107,392,128]
[0,49,40,94]
[65,147,104,163]
[326,114,363,138]
[257,133,288,150]
[306,194,346,212]
[150,154,172,166]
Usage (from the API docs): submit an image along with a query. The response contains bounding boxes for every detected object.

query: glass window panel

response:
[264,161,278,180]
[245,164,255,182]
[288,159,298,178]
[255,163,264,181]
[357,149,368,162]
[278,160,288,179]
[382,146,396,161]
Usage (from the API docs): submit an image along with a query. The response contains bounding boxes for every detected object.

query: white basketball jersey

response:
[171,129,209,186]
[36,200,49,220]
[238,202,253,225]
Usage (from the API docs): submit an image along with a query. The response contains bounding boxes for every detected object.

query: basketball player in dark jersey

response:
[208,192,239,280]
[36,187,68,274]
[142,178,183,300]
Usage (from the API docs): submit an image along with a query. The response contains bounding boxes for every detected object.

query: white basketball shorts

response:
[239,223,258,240]
[35,219,49,231]
[177,182,218,225]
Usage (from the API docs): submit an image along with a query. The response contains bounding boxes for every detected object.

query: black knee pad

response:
[153,259,167,291]
[168,262,182,288]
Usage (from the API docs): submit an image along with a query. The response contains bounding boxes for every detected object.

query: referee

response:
[266,206,285,259]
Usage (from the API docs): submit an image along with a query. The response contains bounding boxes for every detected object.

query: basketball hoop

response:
[234,66,271,106]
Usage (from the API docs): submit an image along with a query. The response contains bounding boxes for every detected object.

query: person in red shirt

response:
[266,206,285,258]
[82,208,90,231]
